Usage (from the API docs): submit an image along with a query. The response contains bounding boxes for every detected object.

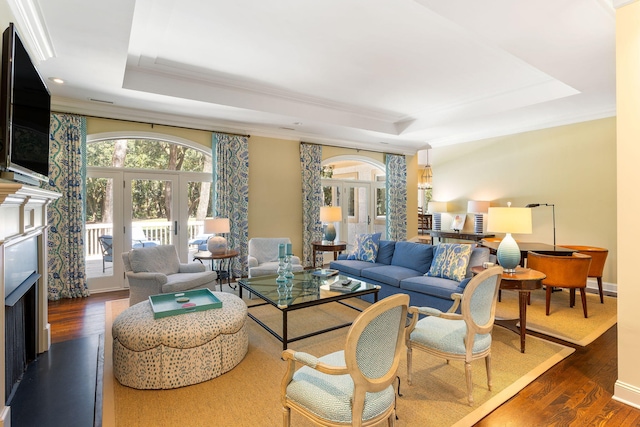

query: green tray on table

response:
[149,288,222,319]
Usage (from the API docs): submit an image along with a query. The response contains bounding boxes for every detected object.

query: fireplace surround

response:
[0,181,60,425]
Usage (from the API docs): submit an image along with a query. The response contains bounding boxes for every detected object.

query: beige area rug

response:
[495,289,617,346]
[103,289,574,427]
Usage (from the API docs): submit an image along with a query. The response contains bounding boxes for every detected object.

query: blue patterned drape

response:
[213,133,249,277]
[386,154,407,241]
[300,143,323,267]
[45,113,90,300]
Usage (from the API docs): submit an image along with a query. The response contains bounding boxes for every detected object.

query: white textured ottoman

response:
[112,292,248,389]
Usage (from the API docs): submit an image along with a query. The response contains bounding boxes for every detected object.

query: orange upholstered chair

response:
[560,245,608,303]
[527,251,592,318]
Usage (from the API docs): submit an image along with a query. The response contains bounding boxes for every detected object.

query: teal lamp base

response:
[323,223,336,243]
[496,233,521,273]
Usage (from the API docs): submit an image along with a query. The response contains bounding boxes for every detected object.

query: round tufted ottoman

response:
[112,291,248,389]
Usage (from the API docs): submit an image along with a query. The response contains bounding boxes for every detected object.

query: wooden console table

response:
[472,266,545,353]
[427,230,495,244]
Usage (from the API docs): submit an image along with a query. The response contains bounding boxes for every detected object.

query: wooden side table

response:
[311,241,347,268]
[472,266,546,353]
[193,250,240,290]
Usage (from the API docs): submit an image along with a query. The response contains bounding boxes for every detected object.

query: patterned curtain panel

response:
[300,143,323,267]
[45,113,90,300]
[213,133,249,277]
[386,154,407,242]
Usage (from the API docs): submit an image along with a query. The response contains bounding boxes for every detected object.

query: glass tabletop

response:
[237,270,378,309]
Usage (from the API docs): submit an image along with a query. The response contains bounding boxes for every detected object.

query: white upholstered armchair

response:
[247,238,304,278]
[122,245,217,305]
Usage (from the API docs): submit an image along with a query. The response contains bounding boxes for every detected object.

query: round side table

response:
[193,250,239,290]
[471,265,545,353]
[311,241,347,268]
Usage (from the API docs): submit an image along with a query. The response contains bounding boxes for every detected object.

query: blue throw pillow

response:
[426,243,472,282]
[346,233,381,262]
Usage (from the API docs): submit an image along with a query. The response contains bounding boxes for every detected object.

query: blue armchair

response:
[406,266,503,406]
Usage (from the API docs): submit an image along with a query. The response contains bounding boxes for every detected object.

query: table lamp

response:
[467,201,490,234]
[320,206,342,243]
[487,205,532,272]
[427,201,448,231]
[204,218,230,254]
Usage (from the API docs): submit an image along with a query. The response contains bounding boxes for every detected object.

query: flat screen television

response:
[0,22,51,184]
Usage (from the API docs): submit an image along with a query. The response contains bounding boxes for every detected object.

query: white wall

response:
[614,0,640,410]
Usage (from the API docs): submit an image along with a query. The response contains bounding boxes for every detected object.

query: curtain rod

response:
[51,110,251,138]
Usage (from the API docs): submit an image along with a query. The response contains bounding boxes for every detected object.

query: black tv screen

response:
[0,23,51,183]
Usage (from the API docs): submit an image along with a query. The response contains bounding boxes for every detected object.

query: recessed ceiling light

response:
[293,122,303,126]
[48,77,64,84]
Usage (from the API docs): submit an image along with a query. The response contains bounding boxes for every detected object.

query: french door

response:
[321,179,387,252]
[86,169,211,292]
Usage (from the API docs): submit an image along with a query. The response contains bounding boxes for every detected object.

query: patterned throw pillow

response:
[346,233,381,262]
[426,243,472,282]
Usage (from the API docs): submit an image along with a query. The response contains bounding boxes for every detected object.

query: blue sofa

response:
[329,240,490,312]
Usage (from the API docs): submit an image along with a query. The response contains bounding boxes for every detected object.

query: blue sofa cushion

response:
[390,241,434,274]
[427,243,472,282]
[329,259,388,277]
[466,247,490,277]
[346,233,381,262]
[360,265,422,288]
[376,240,396,264]
[400,275,466,300]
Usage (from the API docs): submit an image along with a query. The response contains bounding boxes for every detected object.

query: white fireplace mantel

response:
[0,180,61,426]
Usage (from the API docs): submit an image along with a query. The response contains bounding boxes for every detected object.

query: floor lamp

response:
[525,203,556,247]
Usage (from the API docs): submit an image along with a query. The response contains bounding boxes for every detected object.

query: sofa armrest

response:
[248,255,258,268]
[290,255,302,265]
[337,253,348,260]
[179,262,206,273]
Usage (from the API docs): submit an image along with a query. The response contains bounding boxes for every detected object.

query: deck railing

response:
[86,221,204,258]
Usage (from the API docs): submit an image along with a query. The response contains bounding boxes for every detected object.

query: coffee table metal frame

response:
[238,271,380,350]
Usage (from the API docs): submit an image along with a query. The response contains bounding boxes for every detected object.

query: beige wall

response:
[247,136,303,253]
[87,118,213,148]
[615,0,640,409]
[430,117,617,284]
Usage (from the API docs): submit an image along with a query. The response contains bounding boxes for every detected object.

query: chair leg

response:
[597,277,604,303]
[465,361,474,406]
[545,286,552,315]
[580,288,588,318]
[485,353,492,391]
[406,345,413,386]
[282,406,291,427]
[569,289,576,308]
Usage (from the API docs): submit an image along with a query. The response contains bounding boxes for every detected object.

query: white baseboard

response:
[613,380,640,409]
[586,278,617,297]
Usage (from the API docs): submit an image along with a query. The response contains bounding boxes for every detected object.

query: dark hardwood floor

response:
[47,290,640,426]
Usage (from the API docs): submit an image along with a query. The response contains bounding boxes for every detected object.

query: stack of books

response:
[329,279,360,292]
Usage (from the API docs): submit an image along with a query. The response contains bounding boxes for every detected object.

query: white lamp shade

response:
[320,206,342,222]
[467,201,490,214]
[487,207,532,234]
[427,201,448,213]
[204,218,230,234]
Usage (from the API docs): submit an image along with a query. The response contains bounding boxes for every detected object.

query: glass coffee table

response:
[238,270,380,350]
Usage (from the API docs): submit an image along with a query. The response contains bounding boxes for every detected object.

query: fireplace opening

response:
[4,236,40,403]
